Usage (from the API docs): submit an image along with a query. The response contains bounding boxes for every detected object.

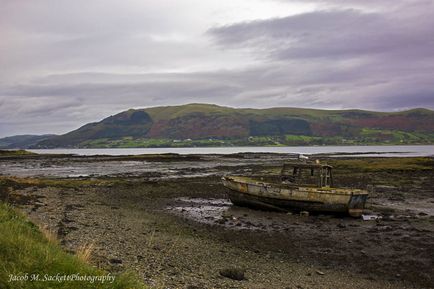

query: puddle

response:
[372,198,434,217]
[67,174,90,178]
[168,198,231,225]
[167,197,329,232]
[362,214,382,221]
[0,156,282,179]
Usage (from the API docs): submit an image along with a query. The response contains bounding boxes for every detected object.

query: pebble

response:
[109,258,122,264]
[219,268,246,281]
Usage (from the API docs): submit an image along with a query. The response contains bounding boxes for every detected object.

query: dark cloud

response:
[0,0,433,137]
[209,7,434,61]
[207,1,434,111]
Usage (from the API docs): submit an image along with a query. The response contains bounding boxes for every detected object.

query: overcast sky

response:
[1,0,433,137]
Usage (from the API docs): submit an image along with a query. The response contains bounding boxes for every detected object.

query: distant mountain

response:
[0,134,57,149]
[33,104,434,148]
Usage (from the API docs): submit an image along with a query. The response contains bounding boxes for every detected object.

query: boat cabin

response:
[280,162,333,188]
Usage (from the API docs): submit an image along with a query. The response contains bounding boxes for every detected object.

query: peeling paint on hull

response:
[222,176,368,217]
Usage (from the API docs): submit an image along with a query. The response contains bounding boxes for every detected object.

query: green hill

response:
[33,104,434,148]
[0,135,57,149]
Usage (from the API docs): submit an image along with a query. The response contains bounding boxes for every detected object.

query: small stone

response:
[186,285,202,289]
[109,258,122,264]
[219,268,246,281]
[337,223,346,228]
[217,218,227,224]
[300,211,309,216]
[316,270,325,275]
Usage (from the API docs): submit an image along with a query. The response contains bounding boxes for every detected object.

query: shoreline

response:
[1,154,433,288]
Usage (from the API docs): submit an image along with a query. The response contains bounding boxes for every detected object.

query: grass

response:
[0,150,36,157]
[358,128,434,144]
[75,131,434,148]
[143,103,381,120]
[329,157,434,172]
[0,202,147,289]
[0,176,122,193]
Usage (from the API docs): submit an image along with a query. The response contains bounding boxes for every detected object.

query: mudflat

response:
[1,153,433,288]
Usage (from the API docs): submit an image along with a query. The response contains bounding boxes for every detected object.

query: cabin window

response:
[280,164,334,187]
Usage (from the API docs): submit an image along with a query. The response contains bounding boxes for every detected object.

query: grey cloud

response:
[1,0,433,137]
[1,64,433,137]
[206,2,434,110]
[209,8,434,61]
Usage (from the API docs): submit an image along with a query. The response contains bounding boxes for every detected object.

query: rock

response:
[337,223,346,228]
[186,286,202,289]
[374,185,397,192]
[300,211,309,216]
[217,218,227,224]
[109,258,122,264]
[315,270,325,275]
[219,268,246,281]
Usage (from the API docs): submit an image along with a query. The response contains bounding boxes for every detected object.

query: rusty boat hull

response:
[222,176,368,217]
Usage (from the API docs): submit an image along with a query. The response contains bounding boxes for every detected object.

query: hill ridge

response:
[11,103,434,148]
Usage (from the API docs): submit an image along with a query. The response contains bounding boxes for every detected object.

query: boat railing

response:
[280,162,334,188]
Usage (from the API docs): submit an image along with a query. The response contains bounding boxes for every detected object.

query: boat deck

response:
[224,176,368,196]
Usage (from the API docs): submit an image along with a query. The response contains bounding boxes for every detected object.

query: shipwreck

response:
[222,160,368,217]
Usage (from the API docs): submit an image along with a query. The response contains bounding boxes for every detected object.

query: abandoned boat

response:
[222,161,368,217]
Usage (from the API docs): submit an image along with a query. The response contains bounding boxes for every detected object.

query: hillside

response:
[0,134,56,149]
[33,104,434,148]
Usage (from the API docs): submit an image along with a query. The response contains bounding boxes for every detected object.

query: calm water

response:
[28,145,434,157]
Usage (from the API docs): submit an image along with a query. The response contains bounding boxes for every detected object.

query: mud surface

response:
[1,153,433,288]
[0,153,287,178]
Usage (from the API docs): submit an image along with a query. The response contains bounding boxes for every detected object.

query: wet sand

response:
[1,153,433,288]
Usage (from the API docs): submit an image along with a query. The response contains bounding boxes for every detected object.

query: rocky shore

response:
[1,153,433,288]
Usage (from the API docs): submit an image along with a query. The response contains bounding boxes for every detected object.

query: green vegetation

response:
[0,135,56,149]
[145,103,237,120]
[10,104,433,148]
[329,157,434,172]
[74,131,434,148]
[0,149,37,156]
[0,175,117,191]
[0,202,146,289]
[81,137,230,148]
[356,128,434,144]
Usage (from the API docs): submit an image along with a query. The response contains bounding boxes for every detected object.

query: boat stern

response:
[348,193,368,217]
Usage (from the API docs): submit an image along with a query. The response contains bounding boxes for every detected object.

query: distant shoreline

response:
[23,145,434,157]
